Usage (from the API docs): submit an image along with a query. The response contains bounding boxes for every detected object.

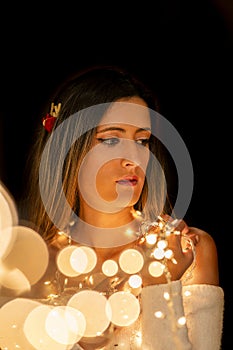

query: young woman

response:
[23,65,224,349]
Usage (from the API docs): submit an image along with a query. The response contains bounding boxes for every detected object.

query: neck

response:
[71,204,142,248]
[79,203,136,228]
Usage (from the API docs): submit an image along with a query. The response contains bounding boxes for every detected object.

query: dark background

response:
[0,1,232,348]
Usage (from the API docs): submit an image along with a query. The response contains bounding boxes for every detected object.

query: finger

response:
[175,219,189,234]
[160,214,189,234]
[182,247,195,267]
[183,233,199,247]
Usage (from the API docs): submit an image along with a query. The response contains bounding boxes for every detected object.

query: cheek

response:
[97,159,117,175]
[95,161,119,200]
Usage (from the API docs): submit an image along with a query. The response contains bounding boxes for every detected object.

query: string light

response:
[0,212,196,349]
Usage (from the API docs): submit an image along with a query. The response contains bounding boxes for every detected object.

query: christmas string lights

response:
[0,209,196,349]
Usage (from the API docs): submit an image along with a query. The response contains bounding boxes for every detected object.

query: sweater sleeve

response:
[182,284,224,350]
[141,280,192,350]
[140,281,224,350]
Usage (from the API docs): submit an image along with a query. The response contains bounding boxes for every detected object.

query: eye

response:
[136,138,150,146]
[96,137,120,146]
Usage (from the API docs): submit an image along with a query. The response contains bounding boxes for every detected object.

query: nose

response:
[120,140,148,169]
[121,158,139,168]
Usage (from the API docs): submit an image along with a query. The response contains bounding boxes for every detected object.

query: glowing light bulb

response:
[148,261,165,277]
[164,249,173,259]
[45,306,86,344]
[1,226,49,289]
[128,275,142,288]
[177,316,186,326]
[145,233,157,245]
[107,291,140,326]
[24,304,80,349]
[0,182,18,231]
[184,290,191,297]
[119,249,144,274]
[0,298,42,350]
[153,247,165,260]
[68,290,111,337]
[163,292,170,300]
[154,310,165,319]
[157,240,167,250]
[71,246,97,274]
[102,259,118,276]
[56,245,81,277]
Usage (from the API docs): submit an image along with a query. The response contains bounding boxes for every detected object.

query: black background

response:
[0,1,232,348]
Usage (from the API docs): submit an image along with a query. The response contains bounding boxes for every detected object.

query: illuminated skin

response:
[78,97,151,227]
[94,123,150,205]
[76,97,219,287]
[11,68,222,350]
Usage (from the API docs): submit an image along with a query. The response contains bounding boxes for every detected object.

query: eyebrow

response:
[96,126,151,133]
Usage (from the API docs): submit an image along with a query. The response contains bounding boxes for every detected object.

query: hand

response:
[161,214,189,234]
[161,214,199,248]
[142,215,197,285]
[165,230,195,281]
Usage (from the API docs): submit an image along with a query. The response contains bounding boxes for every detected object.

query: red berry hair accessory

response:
[42,102,61,132]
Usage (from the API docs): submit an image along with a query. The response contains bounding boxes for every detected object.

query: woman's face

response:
[78,97,151,213]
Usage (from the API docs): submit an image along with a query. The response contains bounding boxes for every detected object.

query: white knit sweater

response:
[74,281,224,350]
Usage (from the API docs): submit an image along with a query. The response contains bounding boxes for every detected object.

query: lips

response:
[116,176,139,186]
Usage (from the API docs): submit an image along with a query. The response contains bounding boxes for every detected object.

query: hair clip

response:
[42,102,61,132]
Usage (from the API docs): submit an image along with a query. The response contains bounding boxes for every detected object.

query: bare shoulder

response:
[186,227,220,286]
[189,227,218,252]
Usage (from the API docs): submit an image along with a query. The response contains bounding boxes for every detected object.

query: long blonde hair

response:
[23,65,170,241]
